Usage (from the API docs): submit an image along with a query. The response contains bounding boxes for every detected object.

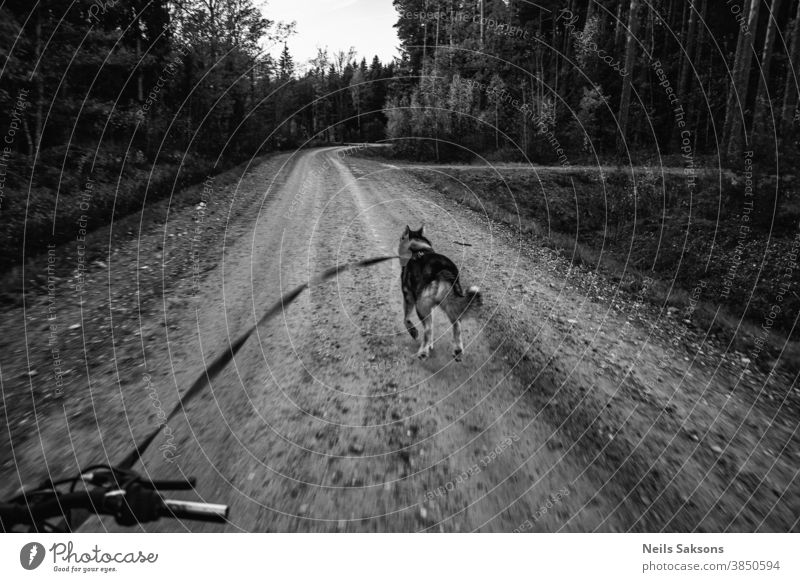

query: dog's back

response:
[402,250,462,297]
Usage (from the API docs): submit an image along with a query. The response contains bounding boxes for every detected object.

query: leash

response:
[120,254,399,469]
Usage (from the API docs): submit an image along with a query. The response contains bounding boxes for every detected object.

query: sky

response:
[265,0,401,71]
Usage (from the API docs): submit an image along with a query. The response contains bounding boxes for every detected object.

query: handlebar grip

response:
[162,499,229,523]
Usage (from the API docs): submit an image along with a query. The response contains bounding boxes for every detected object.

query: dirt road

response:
[2,147,798,532]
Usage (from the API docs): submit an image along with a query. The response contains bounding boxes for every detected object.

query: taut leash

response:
[120,254,399,469]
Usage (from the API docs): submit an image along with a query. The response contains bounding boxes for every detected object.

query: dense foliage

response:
[0,0,392,266]
[386,0,800,165]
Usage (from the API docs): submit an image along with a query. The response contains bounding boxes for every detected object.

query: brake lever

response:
[82,466,138,489]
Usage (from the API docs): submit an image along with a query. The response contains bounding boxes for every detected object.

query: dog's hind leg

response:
[441,294,465,361]
[451,320,464,361]
[415,300,434,360]
[403,291,418,340]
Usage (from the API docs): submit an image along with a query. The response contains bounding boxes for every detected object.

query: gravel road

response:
[2,146,798,532]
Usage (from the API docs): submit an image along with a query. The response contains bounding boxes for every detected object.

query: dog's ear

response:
[419,224,424,235]
[403,225,410,235]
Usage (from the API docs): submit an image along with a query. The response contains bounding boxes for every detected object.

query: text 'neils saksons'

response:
[643,544,724,554]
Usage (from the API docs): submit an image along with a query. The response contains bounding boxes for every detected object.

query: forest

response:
[388,0,800,165]
[0,0,392,269]
[1,0,799,266]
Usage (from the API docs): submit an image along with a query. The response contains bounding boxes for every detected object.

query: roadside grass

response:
[0,144,262,275]
[0,153,271,306]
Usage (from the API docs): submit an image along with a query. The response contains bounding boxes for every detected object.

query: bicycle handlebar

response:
[0,467,229,531]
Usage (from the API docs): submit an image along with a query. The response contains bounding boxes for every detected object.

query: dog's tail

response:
[442,284,483,320]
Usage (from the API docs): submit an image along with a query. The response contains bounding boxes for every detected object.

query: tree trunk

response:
[724,0,761,157]
[614,1,624,49]
[521,80,527,156]
[678,0,698,102]
[22,117,34,159]
[34,5,44,153]
[422,0,428,64]
[696,0,708,63]
[480,0,484,48]
[435,5,440,162]
[690,1,709,148]
[599,0,609,37]
[617,0,640,155]
[678,0,688,48]
[722,0,750,147]
[586,0,596,22]
[552,12,559,120]
[449,0,454,68]
[495,98,499,150]
[752,0,784,137]
[781,0,800,129]
[136,35,144,102]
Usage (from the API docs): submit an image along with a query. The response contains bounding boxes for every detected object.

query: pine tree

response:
[279,43,294,79]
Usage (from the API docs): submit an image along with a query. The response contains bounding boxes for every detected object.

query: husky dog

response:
[398,225,482,361]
